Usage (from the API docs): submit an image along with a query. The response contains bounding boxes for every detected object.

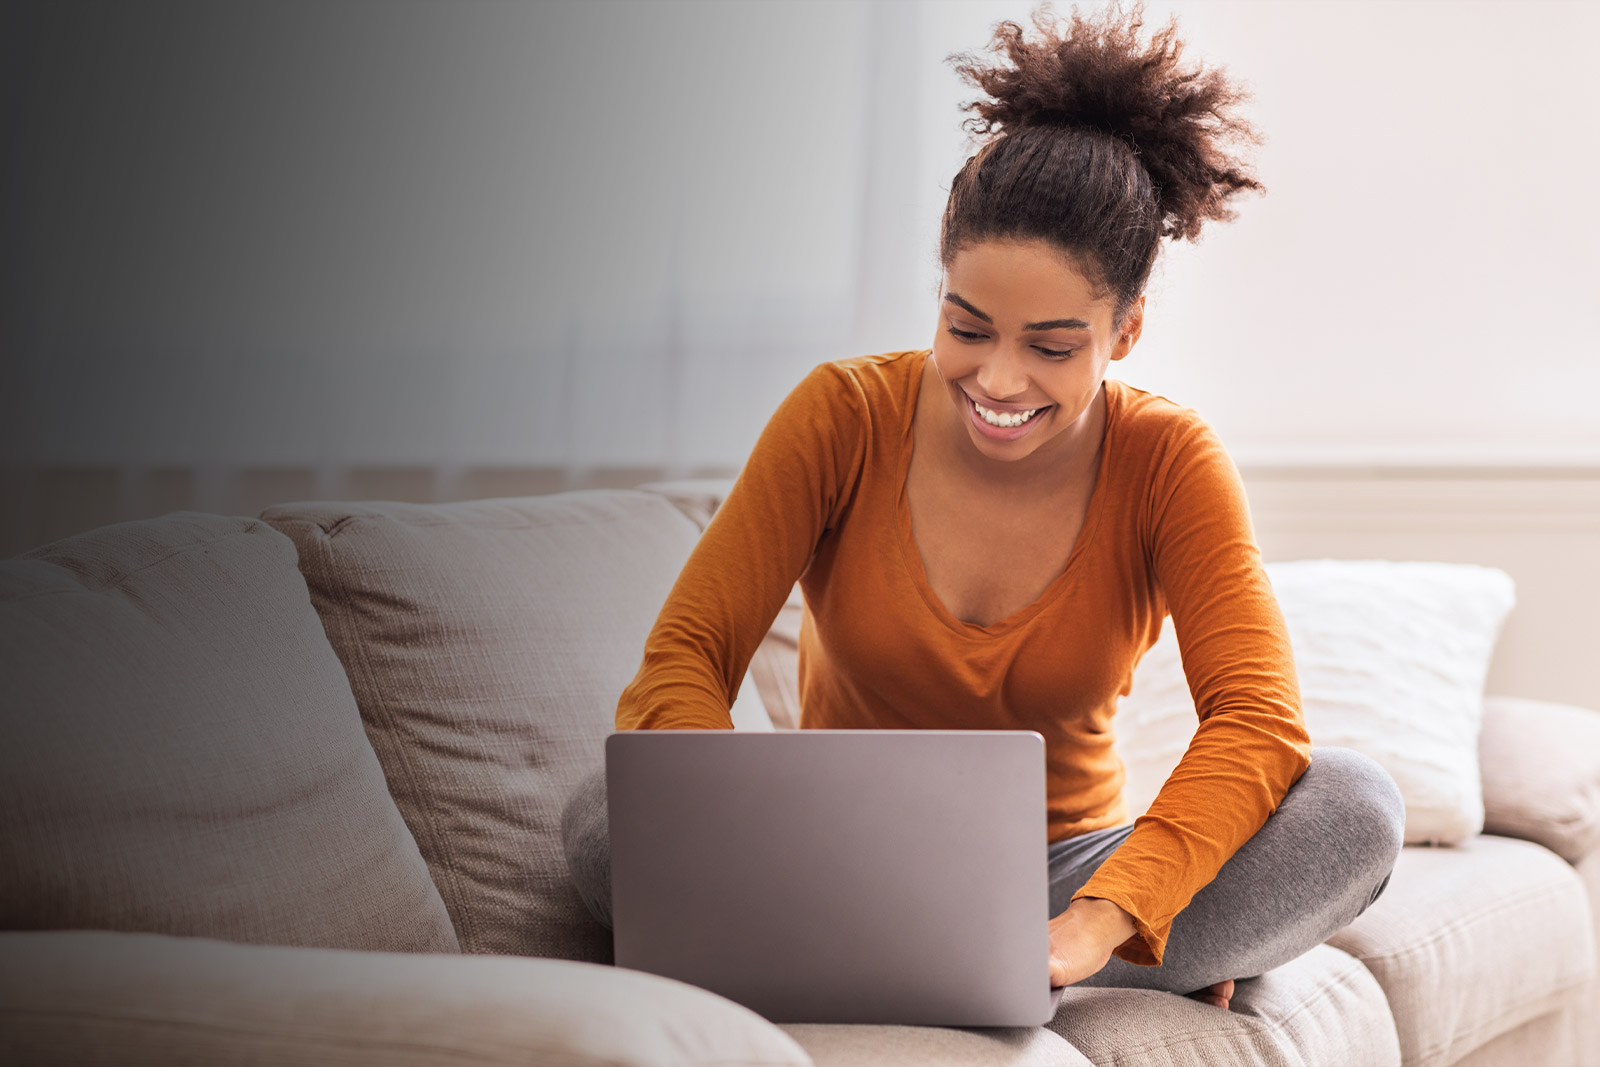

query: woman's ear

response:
[1110,296,1146,361]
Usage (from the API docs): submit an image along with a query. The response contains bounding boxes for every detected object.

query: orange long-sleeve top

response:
[615,348,1312,967]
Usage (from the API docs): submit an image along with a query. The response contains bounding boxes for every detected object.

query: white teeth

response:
[973,399,1041,428]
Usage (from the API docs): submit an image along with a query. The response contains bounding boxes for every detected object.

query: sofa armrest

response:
[1479,695,1600,864]
[0,930,811,1067]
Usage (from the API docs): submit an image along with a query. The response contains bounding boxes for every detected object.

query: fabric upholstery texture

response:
[1326,835,1597,1067]
[0,513,457,953]
[1451,1003,1583,1067]
[1574,847,1600,1065]
[1045,943,1399,1067]
[780,1023,1088,1066]
[0,930,812,1067]
[1479,695,1600,864]
[263,492,704,963]
[1116,559,1515,846]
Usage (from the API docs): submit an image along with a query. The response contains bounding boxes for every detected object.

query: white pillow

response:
[1116,560,1516,846]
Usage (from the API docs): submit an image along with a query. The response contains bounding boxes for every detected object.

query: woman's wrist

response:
[1046,894,1142,985]
[1071,895,1137,944]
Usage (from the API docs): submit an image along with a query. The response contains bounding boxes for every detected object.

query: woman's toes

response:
[1185,979,1235,1011]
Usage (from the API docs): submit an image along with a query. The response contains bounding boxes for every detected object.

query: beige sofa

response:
[1,480,1596,1066]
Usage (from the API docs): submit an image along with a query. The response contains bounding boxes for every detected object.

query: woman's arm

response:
[615,362,868,730]
[1068,416,1312,967]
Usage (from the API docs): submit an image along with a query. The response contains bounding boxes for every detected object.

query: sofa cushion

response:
[0,514,458,953]
[1326,834,1597,1067]
[1478,695,1600,864]
[1449,1003,1587,1067]
[0,929,812,1067]
[780,1023,1088,1066]
[263,492,704,963]
[1045,943,1399,1067]
[1577,848,1600,1063]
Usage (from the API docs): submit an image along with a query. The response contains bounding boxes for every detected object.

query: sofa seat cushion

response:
[264,493,705,963]
[1326,834,1597,1067]
[780,1023,1089,1066]
[0,514,457,953]
[0,929,811,1066]
[1044,943,1398,1067]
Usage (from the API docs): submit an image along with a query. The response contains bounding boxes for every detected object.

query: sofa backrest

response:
[0,513,459,953]
[263,490,705,963]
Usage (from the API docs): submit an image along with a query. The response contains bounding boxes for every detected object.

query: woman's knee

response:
[1293,746,1405,887]
[560,763,613,928]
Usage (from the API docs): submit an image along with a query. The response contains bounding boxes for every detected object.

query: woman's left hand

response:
[1047,896,1137,987]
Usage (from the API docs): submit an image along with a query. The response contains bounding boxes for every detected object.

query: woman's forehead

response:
[943,242,1112,326]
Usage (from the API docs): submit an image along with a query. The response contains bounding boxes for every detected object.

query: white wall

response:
[2,0,1596,470]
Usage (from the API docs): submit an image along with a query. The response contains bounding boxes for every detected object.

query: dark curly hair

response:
[941,0,1266,330]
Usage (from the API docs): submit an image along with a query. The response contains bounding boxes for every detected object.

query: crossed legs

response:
[1049,745,1405,998]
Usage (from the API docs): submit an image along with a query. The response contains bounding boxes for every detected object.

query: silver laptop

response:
[606,729,1065,1026]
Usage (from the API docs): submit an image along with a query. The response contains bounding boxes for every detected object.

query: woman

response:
[564,0,1404,1013]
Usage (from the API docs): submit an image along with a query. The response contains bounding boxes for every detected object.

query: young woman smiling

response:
[565,0,1404,1016]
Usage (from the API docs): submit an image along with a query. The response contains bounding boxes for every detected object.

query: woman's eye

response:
[946,325,1073,360]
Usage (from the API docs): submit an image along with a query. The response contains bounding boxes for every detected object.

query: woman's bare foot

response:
[1186,978,1235,1010]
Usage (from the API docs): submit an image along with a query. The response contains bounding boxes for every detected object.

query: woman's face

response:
[930,238,1142,468]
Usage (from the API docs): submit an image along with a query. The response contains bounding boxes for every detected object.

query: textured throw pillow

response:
[1116,560,1515,846]
[265,492,705,964]
[0,514,459,952]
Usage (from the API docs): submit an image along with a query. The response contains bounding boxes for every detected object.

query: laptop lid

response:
[606,729,1059,1026]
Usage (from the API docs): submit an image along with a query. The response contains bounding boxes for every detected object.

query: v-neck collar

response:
[894,349,1120,639]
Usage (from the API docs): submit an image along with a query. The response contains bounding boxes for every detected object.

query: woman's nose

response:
[975,350,1031,400]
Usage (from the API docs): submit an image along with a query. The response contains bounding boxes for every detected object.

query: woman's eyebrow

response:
[943,292,1091,332]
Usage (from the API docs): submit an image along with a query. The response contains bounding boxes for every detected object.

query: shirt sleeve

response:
[1070,417,1312,967]
[615,361,868,731]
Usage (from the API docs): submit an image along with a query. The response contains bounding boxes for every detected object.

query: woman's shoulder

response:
[814,348,926,399]
[1104,378,1242,512]
[1106,376,1209,426]
[752,349,925,469]
[1106,377,1225,455]
[785,348,927,425]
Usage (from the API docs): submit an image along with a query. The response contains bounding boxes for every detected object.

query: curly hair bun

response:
[948,0,1264,242]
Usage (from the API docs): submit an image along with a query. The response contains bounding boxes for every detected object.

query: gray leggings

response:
[560,744,1404,997]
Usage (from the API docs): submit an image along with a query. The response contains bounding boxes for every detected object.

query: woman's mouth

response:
[965,393,1051,440]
